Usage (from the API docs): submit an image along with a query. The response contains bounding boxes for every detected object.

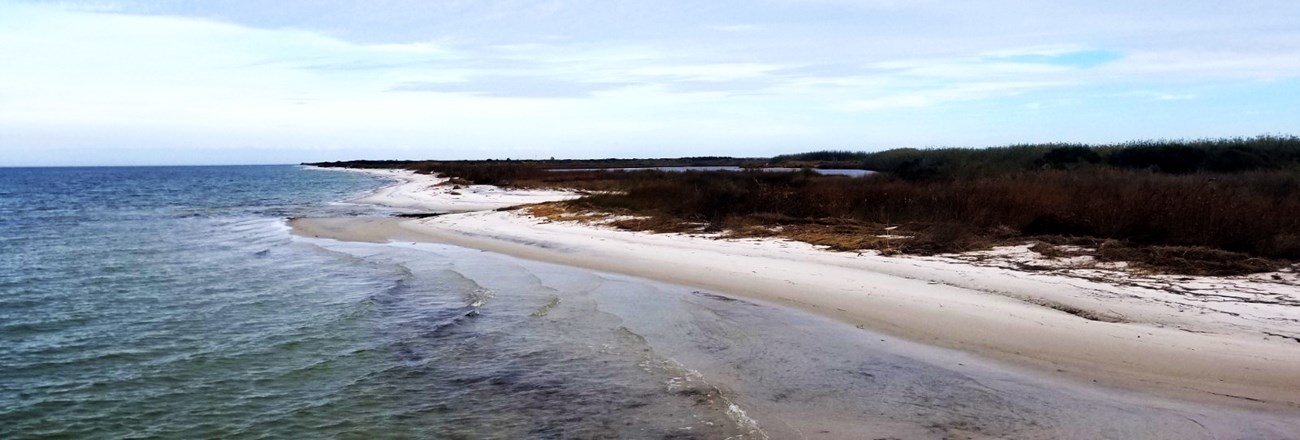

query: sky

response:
[1,1,1298,166]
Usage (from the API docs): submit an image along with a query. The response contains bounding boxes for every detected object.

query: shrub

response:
[1040,146,1101,169]
[1105,145,1207,174]
[567,168,1300,264]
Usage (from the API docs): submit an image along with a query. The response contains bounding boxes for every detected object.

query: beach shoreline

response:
[293,167,1300,413]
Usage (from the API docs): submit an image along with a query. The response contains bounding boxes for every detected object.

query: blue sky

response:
[1,0,1298,165]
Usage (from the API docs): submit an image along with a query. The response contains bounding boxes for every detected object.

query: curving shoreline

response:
[294,167,1300,414]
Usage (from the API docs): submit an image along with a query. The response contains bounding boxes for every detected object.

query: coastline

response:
[320,167,580,212]
[293,168,1300,412]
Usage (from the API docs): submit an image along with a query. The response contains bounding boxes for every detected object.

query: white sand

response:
[336,167,579,212]
[298,168,1300,410]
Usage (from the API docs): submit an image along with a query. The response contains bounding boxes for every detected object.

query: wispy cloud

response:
[1106,50,1300,79]
[839,81,1067,111]
[1115,90,1198,101]
[3,0,1300,164]
[390,77,630,98]
[987,50,1122,69]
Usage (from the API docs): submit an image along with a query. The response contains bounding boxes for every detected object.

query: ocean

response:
[0,166,769,438]
[2,165,1295,439]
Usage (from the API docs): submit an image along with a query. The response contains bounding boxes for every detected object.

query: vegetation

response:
[854,135,1300,179]
[306,135,1300,275]
[564,169,1299,274]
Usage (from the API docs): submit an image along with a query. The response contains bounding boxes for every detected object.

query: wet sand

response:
[299,236,1300,438]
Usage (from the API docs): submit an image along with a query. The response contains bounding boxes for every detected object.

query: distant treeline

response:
[314,135,1300,180]
[306,156,762,172]
[772,135,1300,180]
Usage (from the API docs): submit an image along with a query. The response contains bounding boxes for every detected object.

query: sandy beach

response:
[339,168,580,212]
[295,168,1300,413]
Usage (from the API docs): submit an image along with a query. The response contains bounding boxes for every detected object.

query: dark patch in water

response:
[393,212,448,218]
[690,290,755,306]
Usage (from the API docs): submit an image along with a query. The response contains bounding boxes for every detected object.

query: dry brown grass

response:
[522,203,1293,276]
[1028,242,1072,259]
[523,203,614,224]
[768,225,886,251]
[607,217,705,233]
[402,160,1300,276]
[1094,242,1284,276]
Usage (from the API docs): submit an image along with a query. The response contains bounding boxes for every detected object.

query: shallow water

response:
[1,166,388,438]
[0,166,755,438]
[2,166,1296,439]
[306,240,1300,439]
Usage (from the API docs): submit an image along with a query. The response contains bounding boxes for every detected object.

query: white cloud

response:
[628,63,785,82]
[1103,50,1300,80]
[2,0,1299,164]
[839,81,1066,111]
[1114,91,1198,101]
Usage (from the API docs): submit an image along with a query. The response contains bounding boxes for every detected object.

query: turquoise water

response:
[0,166,388,437]
[3,166,1296,439]
[0,166,757,438]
